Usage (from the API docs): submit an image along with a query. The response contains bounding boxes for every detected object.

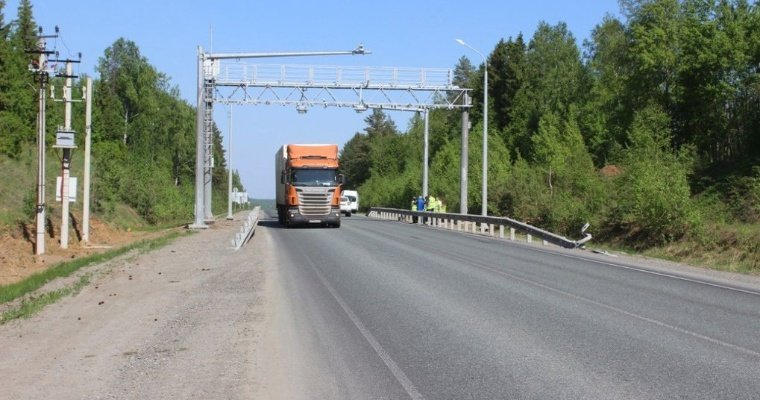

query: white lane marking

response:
[469,259,760,359]
[302,255,426,400]
[432,220,760,297]
[458,232,760,296]
[535,249,760,297]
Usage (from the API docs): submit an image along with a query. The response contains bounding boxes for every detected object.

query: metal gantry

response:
[190,47,472,228]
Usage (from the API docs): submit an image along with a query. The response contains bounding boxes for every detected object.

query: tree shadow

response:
[46,216,55,239]
[70,212,82,242]
[17,221,34,253]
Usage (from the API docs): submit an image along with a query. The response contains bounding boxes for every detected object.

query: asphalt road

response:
[266,214,760,399]
[2,213,759,399]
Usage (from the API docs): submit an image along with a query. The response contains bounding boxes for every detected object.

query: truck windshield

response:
[290,169,339,187]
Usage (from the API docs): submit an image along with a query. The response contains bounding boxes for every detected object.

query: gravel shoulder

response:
[0,214,283,399]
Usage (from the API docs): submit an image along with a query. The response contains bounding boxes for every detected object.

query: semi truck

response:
[275,144,343,227]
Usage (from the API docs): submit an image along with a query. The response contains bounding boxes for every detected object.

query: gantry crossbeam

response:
[190,47,472,229]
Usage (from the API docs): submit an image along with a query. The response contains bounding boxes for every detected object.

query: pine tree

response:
[0,1,6,37]
[489,35,525,133]
[0,0,36,156]
[452,56,474,88]
[363,109,397,138]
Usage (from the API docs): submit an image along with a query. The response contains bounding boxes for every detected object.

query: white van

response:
[342,190,359,213]
[340,196,352,217]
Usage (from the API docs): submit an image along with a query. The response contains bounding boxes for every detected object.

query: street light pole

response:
[456,39,488,217]
[226,105,233,220]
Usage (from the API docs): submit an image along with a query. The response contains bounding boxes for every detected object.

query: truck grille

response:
[297,192,331,216]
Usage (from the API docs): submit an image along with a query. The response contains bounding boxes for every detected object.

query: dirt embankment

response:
[0,215,160,286]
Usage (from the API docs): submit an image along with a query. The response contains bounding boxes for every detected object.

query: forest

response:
[0,0,242,227]
[339,0,760,270]
[1,0,759,271]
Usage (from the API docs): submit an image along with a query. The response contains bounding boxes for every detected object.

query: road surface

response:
[2,213,759,399]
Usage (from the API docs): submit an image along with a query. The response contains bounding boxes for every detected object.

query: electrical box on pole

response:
[53,129,77,149]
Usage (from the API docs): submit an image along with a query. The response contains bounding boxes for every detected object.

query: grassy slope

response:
[0,146,147,235]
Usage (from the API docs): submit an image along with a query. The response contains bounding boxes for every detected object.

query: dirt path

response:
[0,213,285,399]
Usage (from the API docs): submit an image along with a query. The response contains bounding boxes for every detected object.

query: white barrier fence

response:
[231,206,260,250]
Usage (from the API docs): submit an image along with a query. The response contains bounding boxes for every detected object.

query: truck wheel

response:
[346,212,352,217]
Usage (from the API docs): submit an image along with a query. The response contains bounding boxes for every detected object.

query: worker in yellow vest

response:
[428,195,438,212]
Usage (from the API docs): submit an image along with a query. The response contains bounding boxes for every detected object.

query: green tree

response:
[507,22,584,159]
[91,38,229,223]
[363,108,397,138]
[489,35,525,133]
[452,55,474,88]
[611,104,698,245]
[12,0,35,52]
[530,109,604,233]
[626,0,681,116]
[582,15,630,163]
[339,132,372,188]
[0,0,36,157]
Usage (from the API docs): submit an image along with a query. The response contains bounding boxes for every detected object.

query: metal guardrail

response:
[367,207,592,249]
[232,206,260,250]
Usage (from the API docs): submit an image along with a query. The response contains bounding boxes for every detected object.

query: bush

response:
[609,105,700,246]
[727,166,760,223]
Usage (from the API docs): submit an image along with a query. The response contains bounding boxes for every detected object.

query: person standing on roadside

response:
[411,196,419,223]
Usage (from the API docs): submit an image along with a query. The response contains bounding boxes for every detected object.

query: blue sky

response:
[6,0,621,198]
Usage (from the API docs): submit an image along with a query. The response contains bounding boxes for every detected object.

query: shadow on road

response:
[257,218,349,230]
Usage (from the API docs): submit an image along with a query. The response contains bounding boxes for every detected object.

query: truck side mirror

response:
[338,174,346,185]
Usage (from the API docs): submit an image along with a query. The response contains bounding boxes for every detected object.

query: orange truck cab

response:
[275,144,343,227]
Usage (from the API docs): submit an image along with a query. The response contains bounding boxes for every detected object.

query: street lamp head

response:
[352,44,368,55]
[455,38,466,46]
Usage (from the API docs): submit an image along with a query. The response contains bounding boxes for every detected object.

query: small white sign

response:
[233,191,249,204]
[55,176,77,202]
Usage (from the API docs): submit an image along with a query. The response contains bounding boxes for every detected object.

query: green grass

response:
[1,147,95,234]
[1,273,92,323]
[0,230,189,323]
[645,222,760,274]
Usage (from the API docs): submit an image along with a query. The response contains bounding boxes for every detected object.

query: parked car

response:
[340,196,352,216]
[342,190,359,213]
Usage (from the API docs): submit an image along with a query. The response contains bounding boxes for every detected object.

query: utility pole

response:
[460,93,470,214]
[51,55,82,249]
[82,77,92,244]
[423,109,429,199]
[60,60,74,249]
[28,27,57,255]
[189,47,207,229]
